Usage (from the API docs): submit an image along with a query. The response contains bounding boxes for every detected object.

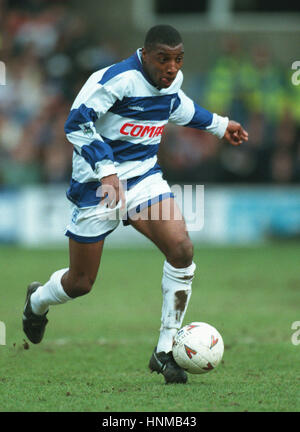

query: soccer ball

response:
[172,322,224,374]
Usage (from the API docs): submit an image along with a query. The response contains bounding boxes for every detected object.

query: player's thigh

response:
[129,198,193,266]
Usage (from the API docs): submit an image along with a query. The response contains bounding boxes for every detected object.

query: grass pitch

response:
[0,242,299,412]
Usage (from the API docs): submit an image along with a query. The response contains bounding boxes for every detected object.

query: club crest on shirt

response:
[79,122,94,137]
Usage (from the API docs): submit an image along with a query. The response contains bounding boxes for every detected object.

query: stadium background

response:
[0,0,300,414]
[1,0,300,247]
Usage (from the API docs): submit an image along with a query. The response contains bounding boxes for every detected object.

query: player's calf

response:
[156,260,196,354]
[165,236,194,268]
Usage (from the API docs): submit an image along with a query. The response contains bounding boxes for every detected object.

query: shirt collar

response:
[135,48,158,88]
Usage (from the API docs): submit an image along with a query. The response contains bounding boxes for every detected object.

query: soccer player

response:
[23,25,248,384]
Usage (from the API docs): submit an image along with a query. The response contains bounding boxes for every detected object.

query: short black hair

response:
[144,25,183,51]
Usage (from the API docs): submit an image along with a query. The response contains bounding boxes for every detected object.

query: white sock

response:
[156,260,196,353]
[31,268,72,315]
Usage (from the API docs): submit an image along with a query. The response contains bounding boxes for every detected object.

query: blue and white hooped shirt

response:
[64,49,228,207]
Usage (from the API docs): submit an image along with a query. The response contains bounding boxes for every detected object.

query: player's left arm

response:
[169,90,248,145]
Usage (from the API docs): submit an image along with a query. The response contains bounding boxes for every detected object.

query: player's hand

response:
[98,174,126,210]
[224,120,248,146]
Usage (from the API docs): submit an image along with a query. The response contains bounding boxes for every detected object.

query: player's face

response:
[141,43,184,89]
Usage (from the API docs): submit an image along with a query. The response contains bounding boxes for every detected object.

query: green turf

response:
[0,243,299,412]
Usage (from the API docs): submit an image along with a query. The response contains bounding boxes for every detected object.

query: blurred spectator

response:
[0,0,120,186]
[270,148,294,183]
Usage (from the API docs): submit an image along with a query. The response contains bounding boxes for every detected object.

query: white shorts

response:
[65,172,174,243]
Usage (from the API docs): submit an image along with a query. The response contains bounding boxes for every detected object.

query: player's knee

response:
[71,275,95,297]
[167,237,194,268]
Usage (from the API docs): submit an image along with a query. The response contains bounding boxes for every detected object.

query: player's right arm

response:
[64,70,126,207]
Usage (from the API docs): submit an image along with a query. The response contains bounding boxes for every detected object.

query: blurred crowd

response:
[160,40,300,184]
[0,0,120,185]
[1,0,300,186]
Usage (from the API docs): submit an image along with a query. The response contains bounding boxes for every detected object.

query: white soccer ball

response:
[172,322,224,374]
